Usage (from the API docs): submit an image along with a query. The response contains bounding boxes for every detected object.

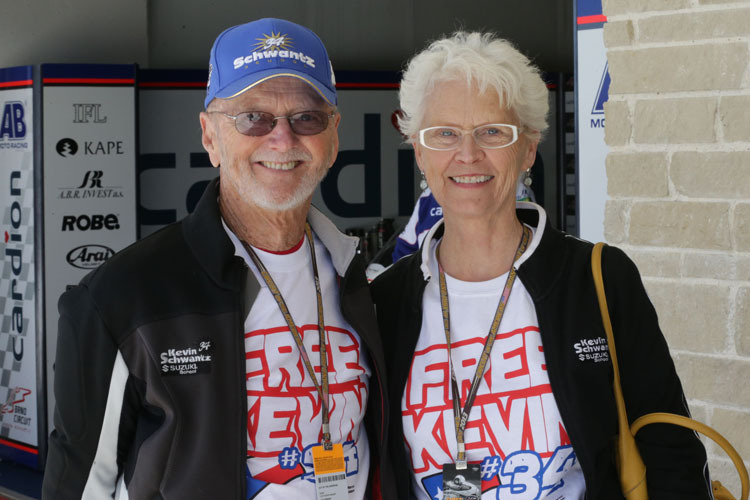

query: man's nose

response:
[264,116,297,149]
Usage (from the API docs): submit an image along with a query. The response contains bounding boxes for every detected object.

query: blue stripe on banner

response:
[41,63,136,80]
[578,21,606,30]
[0,442,39,469]
[139,68,208,85]
[0,65,33,84]
[577,0,603,18]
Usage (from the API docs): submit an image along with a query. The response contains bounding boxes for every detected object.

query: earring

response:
[523,169,533,187]
[419,170,428,191]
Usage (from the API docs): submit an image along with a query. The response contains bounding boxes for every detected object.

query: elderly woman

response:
[371,32,711,500]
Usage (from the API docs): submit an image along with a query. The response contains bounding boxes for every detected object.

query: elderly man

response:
[43,18,390,500]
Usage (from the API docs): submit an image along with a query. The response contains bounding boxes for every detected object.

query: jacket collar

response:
[182,177,241,291]
[307,205,360,277]
[516,203,571,300]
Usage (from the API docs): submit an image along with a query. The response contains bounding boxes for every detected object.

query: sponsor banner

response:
[138,70,417,238]
[42,64,137,430]
[576,0,610,241]
[0,65,39,468]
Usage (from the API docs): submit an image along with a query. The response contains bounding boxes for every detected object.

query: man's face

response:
[200,77,340,212]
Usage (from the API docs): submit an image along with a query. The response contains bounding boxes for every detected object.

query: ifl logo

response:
[0,101,28,150]
[590,62,610,129]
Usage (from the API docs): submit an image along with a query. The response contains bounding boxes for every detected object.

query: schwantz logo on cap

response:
[232,31,316,70]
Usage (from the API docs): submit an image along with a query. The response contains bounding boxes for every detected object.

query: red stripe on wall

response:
[139,81,207,88]
[0,438,38,455]
[43,78,135,85]
[0,80,33,88]
[577,14,607,24]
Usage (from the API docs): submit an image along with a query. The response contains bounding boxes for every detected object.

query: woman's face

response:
[414,80,538,224]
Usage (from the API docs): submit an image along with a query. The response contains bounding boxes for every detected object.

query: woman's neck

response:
[437,214,525,282]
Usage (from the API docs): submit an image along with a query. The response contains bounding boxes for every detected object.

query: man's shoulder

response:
[81,220,191,292]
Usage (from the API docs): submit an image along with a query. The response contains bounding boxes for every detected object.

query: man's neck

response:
[220,195,311,252]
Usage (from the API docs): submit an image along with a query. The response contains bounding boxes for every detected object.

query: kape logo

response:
[55,138,124,156]
[56,138,78,157]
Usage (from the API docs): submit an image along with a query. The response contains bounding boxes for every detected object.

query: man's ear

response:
[199,112,221,168]
[326,112,342,169]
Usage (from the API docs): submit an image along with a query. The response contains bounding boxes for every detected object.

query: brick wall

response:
[602,0,750,492]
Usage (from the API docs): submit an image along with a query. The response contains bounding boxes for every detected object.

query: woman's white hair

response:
[398,31,549,141]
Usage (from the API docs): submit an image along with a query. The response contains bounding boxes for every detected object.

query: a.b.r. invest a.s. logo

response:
[233,31,315,69]
[58,170,125,201]
[56,137,78,157]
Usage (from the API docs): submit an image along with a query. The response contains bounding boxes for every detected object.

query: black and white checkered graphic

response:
[0,150,36,437]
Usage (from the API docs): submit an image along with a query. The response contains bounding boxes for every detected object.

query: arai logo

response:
[66,244,115,269]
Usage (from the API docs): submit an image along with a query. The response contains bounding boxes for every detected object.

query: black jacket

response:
[43,179,393,500]
[371,204,711,500]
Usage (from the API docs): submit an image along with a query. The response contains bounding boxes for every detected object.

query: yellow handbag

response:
[591,242,749,500]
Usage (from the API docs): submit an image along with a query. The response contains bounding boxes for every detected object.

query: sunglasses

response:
[210,110,336,137]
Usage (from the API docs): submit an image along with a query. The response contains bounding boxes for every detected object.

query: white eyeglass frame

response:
[418,123,521,151]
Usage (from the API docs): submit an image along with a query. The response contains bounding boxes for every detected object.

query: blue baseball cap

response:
[205,18,337,108]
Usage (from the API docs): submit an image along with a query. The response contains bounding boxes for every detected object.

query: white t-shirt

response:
[402,220,584,500]
[225,223,371,500]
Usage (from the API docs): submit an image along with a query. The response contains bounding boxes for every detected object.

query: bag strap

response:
[632,414,748,500]
[591,242,648,499]
[592,243,749,500]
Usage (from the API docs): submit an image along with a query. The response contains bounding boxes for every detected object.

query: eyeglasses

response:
[418,123,520,151]
[211,110,336,136]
